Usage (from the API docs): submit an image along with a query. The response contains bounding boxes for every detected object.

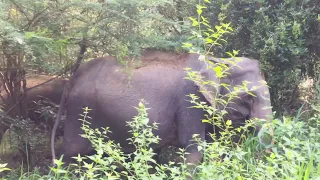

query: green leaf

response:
[0,163,10,173]
[182,42,193,48]
[202,119,210,123]
[205,38,213,44]
[189,17,199,26]
[213,66,223,77]
[226,120,232,126]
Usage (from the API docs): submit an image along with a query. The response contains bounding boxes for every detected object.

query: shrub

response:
[43,101,319,180]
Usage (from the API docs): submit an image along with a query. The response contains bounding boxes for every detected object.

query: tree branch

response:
[23,7,49,30]
[9,0,30,21]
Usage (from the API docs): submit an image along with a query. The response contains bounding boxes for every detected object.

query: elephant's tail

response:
[51,83,69,165]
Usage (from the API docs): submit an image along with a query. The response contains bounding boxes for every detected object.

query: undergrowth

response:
[1,100,320,179]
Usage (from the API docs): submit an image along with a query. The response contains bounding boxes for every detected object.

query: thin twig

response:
[9,0,30,21]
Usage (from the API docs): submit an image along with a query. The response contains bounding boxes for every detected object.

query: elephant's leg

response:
[153,148,162,164]
[58,134,94,165]
[59,136,94,164]
[176,105,206,165]
[175,103,206,180]
[57,110,94,165]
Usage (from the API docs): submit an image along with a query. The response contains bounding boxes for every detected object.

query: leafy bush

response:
[203,0,320,116]
[3,100,316,179]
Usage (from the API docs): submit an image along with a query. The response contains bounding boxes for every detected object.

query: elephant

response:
[51,50,272,166]
[0,75,67,118]
[24,75,67,105]
[0,75,67,139]
[1,75,67,109]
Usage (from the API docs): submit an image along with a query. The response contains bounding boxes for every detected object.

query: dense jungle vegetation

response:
[0,0,319,179]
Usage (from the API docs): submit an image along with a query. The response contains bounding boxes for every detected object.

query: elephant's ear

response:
[195,55,230,107]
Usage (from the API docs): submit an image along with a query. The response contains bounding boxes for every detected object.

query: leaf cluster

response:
[203,0,320,114]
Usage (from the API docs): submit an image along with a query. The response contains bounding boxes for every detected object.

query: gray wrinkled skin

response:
[51,50,272,166]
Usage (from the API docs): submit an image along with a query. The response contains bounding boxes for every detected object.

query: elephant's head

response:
[195,55,273,136]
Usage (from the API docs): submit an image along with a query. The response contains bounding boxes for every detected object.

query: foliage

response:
[0,0,196,120]
[0,0,196,75]
[2,100,319,179]
[69,103,191,179]
[203,0,320,116]
[1,0,320,179]
[0,163,10,173]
